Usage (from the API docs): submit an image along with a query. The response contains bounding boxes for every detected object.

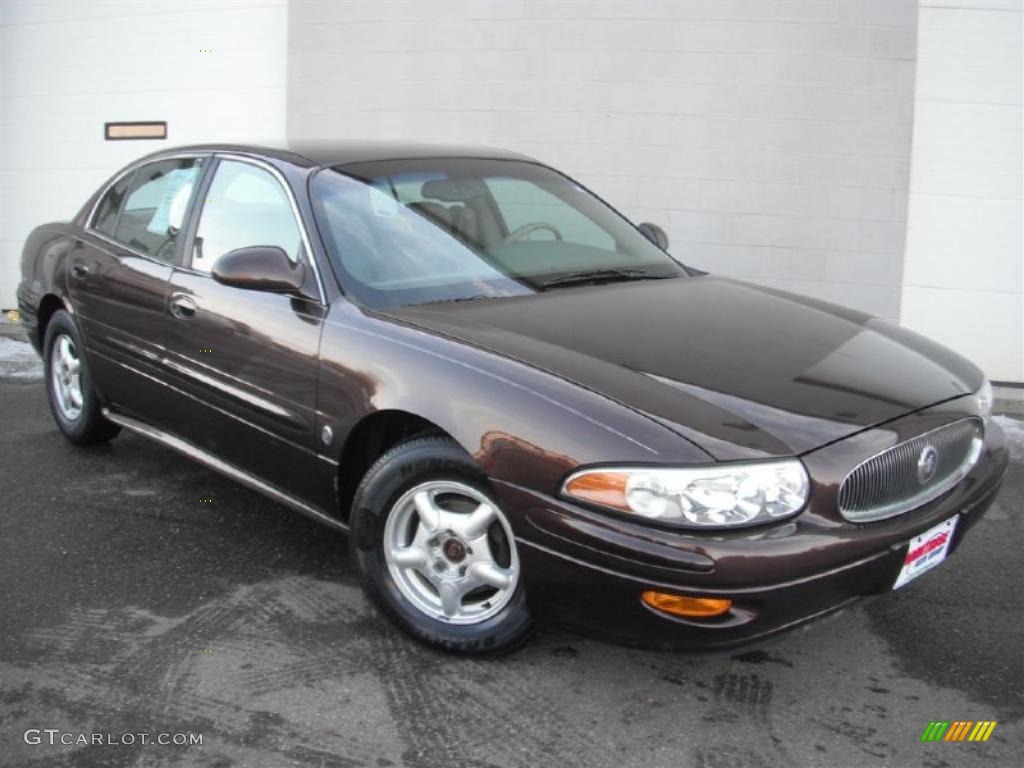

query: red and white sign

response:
[893,516,958,590]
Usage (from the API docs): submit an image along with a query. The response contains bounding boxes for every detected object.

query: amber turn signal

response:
[563,471,630,511]
[641,590,732,618]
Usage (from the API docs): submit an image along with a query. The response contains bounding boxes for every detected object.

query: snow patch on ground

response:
[993,415,1024,463]
[0,337,43,380]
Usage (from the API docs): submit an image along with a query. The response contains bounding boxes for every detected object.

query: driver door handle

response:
[71,260,91,279]
[169,293,197,320]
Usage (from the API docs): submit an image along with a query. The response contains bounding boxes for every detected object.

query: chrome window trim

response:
[212,153,327,305]
[83,150,328,305]
[838,418,984,523]
[85,151,210,232]
[84,152,211,268]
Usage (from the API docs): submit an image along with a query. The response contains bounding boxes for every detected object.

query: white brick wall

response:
[6,1,1016,379]
[0,3,6,302]
[0,0,289,308]
[900,0,1023,382]
[288,0,918,320]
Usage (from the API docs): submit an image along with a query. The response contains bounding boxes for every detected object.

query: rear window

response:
[110,158,205,262]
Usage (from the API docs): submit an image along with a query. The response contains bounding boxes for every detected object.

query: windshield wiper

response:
[540,268,671,290]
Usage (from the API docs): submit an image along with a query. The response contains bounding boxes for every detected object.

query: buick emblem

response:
[917,445,939,485]
[442,538,467,562]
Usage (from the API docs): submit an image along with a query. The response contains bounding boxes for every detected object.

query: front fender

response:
[317,302,708,497]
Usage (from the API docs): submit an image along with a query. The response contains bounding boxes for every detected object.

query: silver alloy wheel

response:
[50,334,83,421]
[384,480,520,625]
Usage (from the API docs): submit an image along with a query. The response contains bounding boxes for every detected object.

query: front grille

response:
[838,418,984,523]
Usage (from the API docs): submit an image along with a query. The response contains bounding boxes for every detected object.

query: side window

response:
[112,158,205,262]
[191,160,302,274]
[486,177,615,251]
[92,171,134,237]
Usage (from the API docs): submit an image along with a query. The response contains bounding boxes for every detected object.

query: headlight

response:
[976,380,993,420]
[562,460,810,529]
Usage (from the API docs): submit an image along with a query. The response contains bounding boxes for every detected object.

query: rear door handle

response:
[71,261,90,279]
[169,294,197,320]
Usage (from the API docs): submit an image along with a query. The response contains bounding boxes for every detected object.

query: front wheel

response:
[350,436,532,655]
[43,309,120,445]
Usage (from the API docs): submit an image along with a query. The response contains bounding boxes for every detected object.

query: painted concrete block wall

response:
[0,2,7,302]
[0,0,289,308]
[901,0,1023,382]
[287,0,918,320]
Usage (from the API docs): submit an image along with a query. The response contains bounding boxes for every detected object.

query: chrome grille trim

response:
[838,418,984,523]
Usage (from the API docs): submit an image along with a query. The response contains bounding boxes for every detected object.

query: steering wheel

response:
[502,222,563,245]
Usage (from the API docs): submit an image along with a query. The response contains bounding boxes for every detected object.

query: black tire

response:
[43,309,120,445]
[350,435,533,655]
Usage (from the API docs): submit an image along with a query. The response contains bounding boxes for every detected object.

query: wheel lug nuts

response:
[458,565,467,576]
[434,560,446,572]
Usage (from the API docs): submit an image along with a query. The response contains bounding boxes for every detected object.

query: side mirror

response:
[638,222,669,251]
[211,246,305,293]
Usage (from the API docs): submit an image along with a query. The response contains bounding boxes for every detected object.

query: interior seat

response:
[449,205,480,245]
[407,201,452,230]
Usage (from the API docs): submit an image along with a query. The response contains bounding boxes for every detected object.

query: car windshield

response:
[309,158,687,309]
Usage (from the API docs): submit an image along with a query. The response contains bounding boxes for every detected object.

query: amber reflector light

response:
[641,590,732,618]
[564,471,629,510]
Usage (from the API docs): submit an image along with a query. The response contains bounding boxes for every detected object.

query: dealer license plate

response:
[892,516,958,590]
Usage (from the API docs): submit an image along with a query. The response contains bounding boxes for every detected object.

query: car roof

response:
[148,141,535,168]
[293,140,535,167]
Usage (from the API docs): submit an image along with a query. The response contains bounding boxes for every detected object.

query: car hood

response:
[382,276,982,459]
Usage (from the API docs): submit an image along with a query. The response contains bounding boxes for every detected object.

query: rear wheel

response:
[350,436,532,654]
[43,310,120,445]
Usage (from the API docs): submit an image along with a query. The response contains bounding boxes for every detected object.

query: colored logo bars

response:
[921,721,997,742]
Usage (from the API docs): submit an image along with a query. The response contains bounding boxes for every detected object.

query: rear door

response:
[161,155,327,504]
[71,155,208,426]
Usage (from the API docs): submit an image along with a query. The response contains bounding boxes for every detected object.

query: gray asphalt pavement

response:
[1,347,1022,768]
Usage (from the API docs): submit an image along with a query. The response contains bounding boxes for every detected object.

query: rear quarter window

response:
[91,171,134,237]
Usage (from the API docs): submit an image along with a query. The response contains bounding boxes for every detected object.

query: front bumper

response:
[495,413,1009,653]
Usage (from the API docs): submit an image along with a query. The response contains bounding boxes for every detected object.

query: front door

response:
[162,156,327,504]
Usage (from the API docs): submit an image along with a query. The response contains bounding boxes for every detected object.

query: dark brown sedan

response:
[17,142,1008,654]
